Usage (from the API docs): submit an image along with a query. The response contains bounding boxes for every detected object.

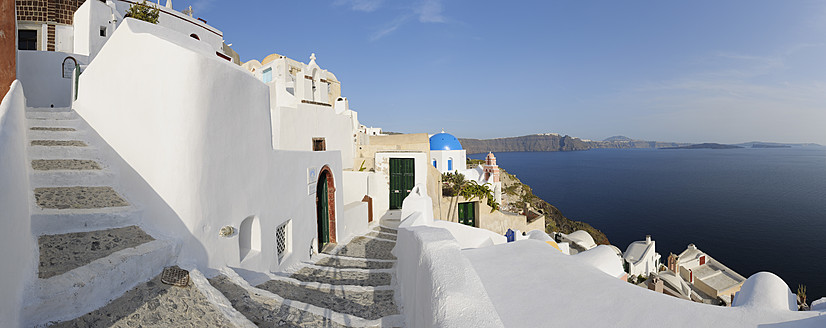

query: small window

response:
[189,33,200,40]
[447,158,453,171]
[18,30,37,50]
[432,159,437,169]
[312,137,326,151]
[262,68,273,83]
[99,26,107,37]
[276,221,290,263]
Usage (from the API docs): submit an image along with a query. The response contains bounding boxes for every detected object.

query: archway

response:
[316,165,336,250]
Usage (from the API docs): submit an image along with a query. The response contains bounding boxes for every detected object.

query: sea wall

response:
[0,81,37,328]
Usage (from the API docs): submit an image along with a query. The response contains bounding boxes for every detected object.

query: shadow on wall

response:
[81,112,208,267]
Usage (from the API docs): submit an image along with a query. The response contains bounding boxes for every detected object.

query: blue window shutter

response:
[448,159,453,171]
[433,160,437,168]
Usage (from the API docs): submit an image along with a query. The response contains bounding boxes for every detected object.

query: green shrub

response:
[125,1,160,24]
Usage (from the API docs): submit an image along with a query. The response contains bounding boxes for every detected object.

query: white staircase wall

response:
[73,19,343,273]
[0,81,37,328]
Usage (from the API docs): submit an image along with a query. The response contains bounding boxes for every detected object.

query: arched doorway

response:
[316,166,336,250]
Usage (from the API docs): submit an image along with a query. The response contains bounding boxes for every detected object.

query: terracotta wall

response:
[1,0,15,96]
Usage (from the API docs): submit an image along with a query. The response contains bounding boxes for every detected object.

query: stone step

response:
[30,126,77,131]
[209,274,350,328]
[27,143,100,159]
[33,186,129,210]
[210,268,402,327]
[26,117,83,129]
[26,110,79,120]
[323,236,397,261]
[30,171,117,191]
[31,204,142,236]
[256,278,399,321]
[372,226,398,235]
[46,268,238,328]
[23,239,178,326]
[365,231,397,241]
[38,225,154,279]
[32,159,101,171]
[31,139,87,147]
[288,266,393,287]
[27,130,87,143]
[312,254,395,270]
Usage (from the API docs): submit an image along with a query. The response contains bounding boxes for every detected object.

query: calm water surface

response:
[470,147,826,299]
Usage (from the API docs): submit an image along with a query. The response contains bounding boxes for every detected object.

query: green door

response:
[317,172,330,248]
[389,158,415,209]
[458,202,476,227]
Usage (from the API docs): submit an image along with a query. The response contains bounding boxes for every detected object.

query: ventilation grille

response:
[276,222,289,262]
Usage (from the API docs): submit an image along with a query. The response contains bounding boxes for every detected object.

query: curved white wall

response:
[73,19,344,273]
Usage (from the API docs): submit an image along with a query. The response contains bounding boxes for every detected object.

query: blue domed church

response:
[430,131,467,173]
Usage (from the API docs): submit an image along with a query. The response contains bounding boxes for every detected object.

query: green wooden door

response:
[458,202,476,227]
[317,173,329,247]
[389,158,415,209]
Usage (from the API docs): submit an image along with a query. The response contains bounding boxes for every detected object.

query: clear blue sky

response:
[178,0,825,144]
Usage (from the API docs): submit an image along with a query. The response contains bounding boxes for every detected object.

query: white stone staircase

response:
[20,107,408,327]
[208,217,405,327]
[22,107,180,326]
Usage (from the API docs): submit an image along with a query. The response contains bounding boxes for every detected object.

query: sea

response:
[469,147,826,301]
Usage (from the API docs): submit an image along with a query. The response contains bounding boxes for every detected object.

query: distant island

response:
[662,143,744,150]
[751,144,791,148]
[458,134,689,154]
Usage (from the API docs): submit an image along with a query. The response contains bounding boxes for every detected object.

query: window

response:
[276,221,291,263]
[447,158,453,171]
[262,68,272,83]
[432,159,437,169]
[312,137,326,151]
[18,30,37,50]
[189,33,200,40]
[99,26,107,37]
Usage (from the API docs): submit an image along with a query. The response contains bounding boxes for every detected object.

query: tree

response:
[125,1,160,24]
[442,171,500,216]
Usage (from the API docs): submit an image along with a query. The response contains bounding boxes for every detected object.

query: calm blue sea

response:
[470,147,826,300]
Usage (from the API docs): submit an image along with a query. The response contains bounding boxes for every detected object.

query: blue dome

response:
[430,132,463,151]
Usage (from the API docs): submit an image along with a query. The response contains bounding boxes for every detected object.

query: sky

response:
[175,0,824,144]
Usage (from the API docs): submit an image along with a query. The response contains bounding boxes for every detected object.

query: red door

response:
[699,256,706,265]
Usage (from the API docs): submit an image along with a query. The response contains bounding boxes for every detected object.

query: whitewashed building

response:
[622,235,661,277]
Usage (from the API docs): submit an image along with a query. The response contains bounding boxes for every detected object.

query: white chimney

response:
[165,0,172,9]
[646,235,651,244]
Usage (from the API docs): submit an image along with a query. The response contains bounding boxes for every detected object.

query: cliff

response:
[460,134,688,154]
[490,162,610,245]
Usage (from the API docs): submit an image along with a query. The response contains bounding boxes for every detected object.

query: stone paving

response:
[365,231,396,241]
[32,159,101,170]
[34,186,129,209]
[209,275,348,328]
[38,226,155,278]
[289,267,392,287]
[31,126,76,131]
[256,280,399,320]
[313,256,394,270]
[31,140,87,147]
[373,226,398,235]
[49,274,233,328]
[323,236,397,261]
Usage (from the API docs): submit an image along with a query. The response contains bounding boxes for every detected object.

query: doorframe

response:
[316,165,336,249]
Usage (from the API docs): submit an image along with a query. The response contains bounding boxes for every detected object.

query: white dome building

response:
[430,131,466,173]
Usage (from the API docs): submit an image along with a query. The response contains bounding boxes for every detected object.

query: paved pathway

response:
[210,216,404,327]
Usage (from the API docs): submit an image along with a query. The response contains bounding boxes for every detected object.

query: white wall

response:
[394,224,505,328]
[55,25,74,53]
[431,149,466,173]
[275,104,357,170]
[73,0,115,60]
[73,19,344,274]
[111,1,224,54]
[0,81,37,328]
[16,51,89,108]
